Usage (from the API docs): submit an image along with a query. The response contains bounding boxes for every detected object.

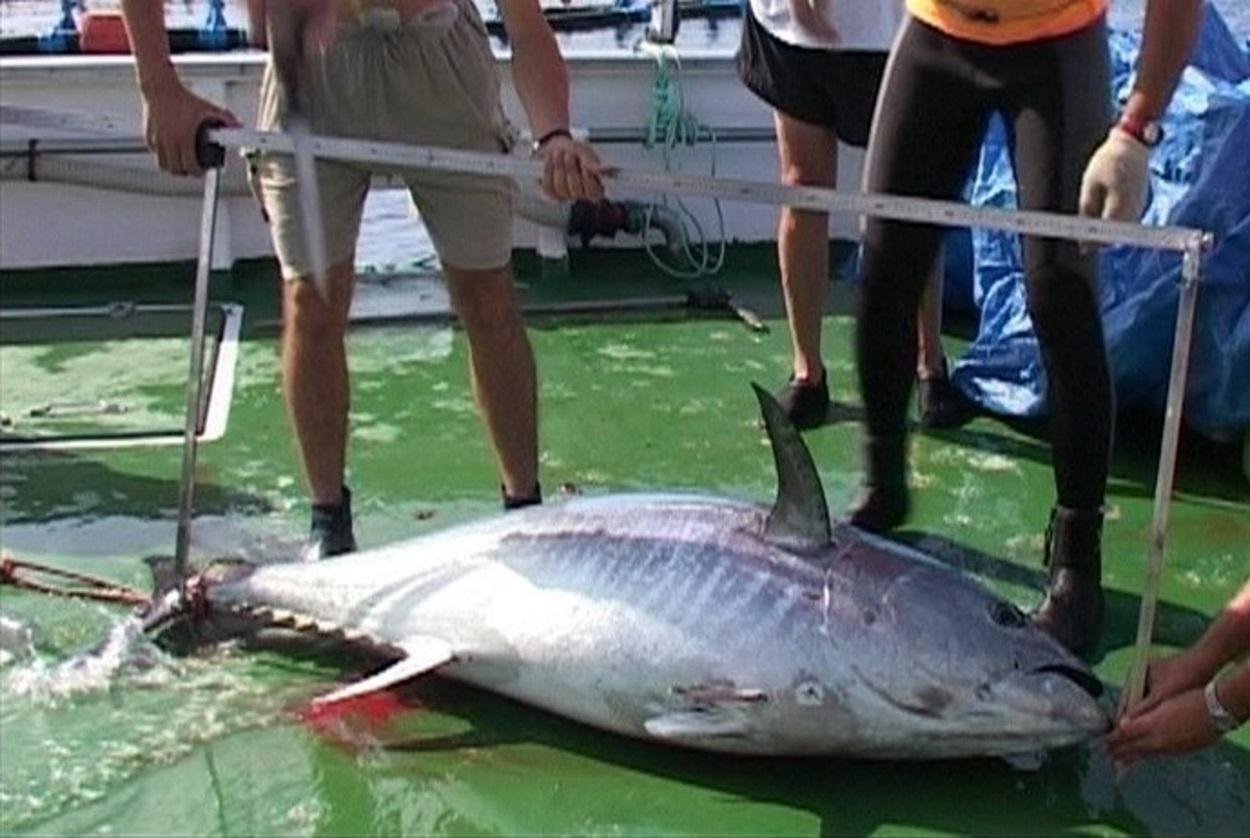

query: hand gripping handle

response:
[195,119,227,171]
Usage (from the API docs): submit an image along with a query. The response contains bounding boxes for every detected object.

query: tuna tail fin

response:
[143,554,181,602]
[140,555,257,651]
[142,554,253,600]
[138,555,192,642]
[751,383,832,551]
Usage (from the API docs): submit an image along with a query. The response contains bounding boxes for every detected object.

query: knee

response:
[1027,263,1099,344]
[448,269,522,337]
[779,151,833,189]
[285,282,333,332]
[859,226,931,294]
[284,277,349,336]
[779,163,833,224]
[461,295,524,339]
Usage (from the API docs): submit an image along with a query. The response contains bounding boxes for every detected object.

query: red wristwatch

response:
[1117,113,1164,148]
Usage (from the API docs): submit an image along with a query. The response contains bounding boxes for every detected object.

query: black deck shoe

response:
[847,436,910,533]
[503,483,543,511]
[1032,505,1105,657]
[917,363,974,429]
[775,369,830,431]
[302,486,357,561]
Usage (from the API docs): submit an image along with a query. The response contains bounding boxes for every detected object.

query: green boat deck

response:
[1,247,1247,835]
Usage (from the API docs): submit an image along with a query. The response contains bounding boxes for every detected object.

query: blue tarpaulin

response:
[949,5,1250,438]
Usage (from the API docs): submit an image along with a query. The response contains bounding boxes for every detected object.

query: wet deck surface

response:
[1,247,1248,834]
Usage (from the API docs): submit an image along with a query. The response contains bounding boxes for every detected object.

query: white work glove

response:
[1079,126,1152,222]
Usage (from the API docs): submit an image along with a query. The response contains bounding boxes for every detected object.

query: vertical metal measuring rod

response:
[1124,240,1207,709]
[172,127,226,584]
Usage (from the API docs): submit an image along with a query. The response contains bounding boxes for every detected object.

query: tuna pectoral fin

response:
[311,636,454,706]
[645,708,754,740]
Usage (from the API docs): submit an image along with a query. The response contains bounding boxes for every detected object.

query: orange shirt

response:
[905,0,1108,45]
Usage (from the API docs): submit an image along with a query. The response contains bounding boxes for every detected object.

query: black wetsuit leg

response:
[1003,20,1113,511]
[857,19,995,445]
[857,16,1113,512]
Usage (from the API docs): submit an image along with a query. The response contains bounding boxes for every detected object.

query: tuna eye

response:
[991,601,1026,628]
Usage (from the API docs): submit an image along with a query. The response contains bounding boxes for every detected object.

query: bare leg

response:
[915,251,947,380]
[444,263,538,498]
[281,259,356,506]
[912,244,971,428]
[774,111,837,384]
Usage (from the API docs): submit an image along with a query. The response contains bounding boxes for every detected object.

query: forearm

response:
[1197,580,1250,668]
[246,0,268,47]
[502,1,570,138]
[1125,0,1203,122]
[120,0,179,95]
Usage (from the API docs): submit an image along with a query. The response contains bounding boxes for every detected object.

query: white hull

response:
[0,48,867,271]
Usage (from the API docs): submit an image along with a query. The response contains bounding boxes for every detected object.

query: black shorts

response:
[736,9,888,147]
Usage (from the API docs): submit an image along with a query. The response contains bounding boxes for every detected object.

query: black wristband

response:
[532,127,572,152]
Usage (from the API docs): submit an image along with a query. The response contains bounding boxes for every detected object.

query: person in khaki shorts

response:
[121,0,605,557]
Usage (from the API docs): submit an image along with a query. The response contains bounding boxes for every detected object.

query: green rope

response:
[640,44,726,281]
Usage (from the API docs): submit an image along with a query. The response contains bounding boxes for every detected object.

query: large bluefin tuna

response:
[174,386,1108,758]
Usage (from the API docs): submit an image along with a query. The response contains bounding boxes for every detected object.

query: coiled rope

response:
[639,42,727,280]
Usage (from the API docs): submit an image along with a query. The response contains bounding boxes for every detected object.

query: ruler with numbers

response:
[211,126,1213,254]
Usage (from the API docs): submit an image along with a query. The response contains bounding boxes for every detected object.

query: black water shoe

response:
[503,483,543,511]
[917,362,973,429]
[303,486,358,561]
[775,369,830,431]
[847,436,910,532]
[1032,505,1105,657]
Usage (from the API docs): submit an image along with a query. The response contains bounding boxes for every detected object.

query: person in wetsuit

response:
[848,0,1204,654]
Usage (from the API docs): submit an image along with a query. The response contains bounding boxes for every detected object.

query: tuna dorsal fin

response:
[752,383,831,550]
[311,635,454,705]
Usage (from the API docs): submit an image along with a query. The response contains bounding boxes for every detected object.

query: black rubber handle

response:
[195,119,227,171]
